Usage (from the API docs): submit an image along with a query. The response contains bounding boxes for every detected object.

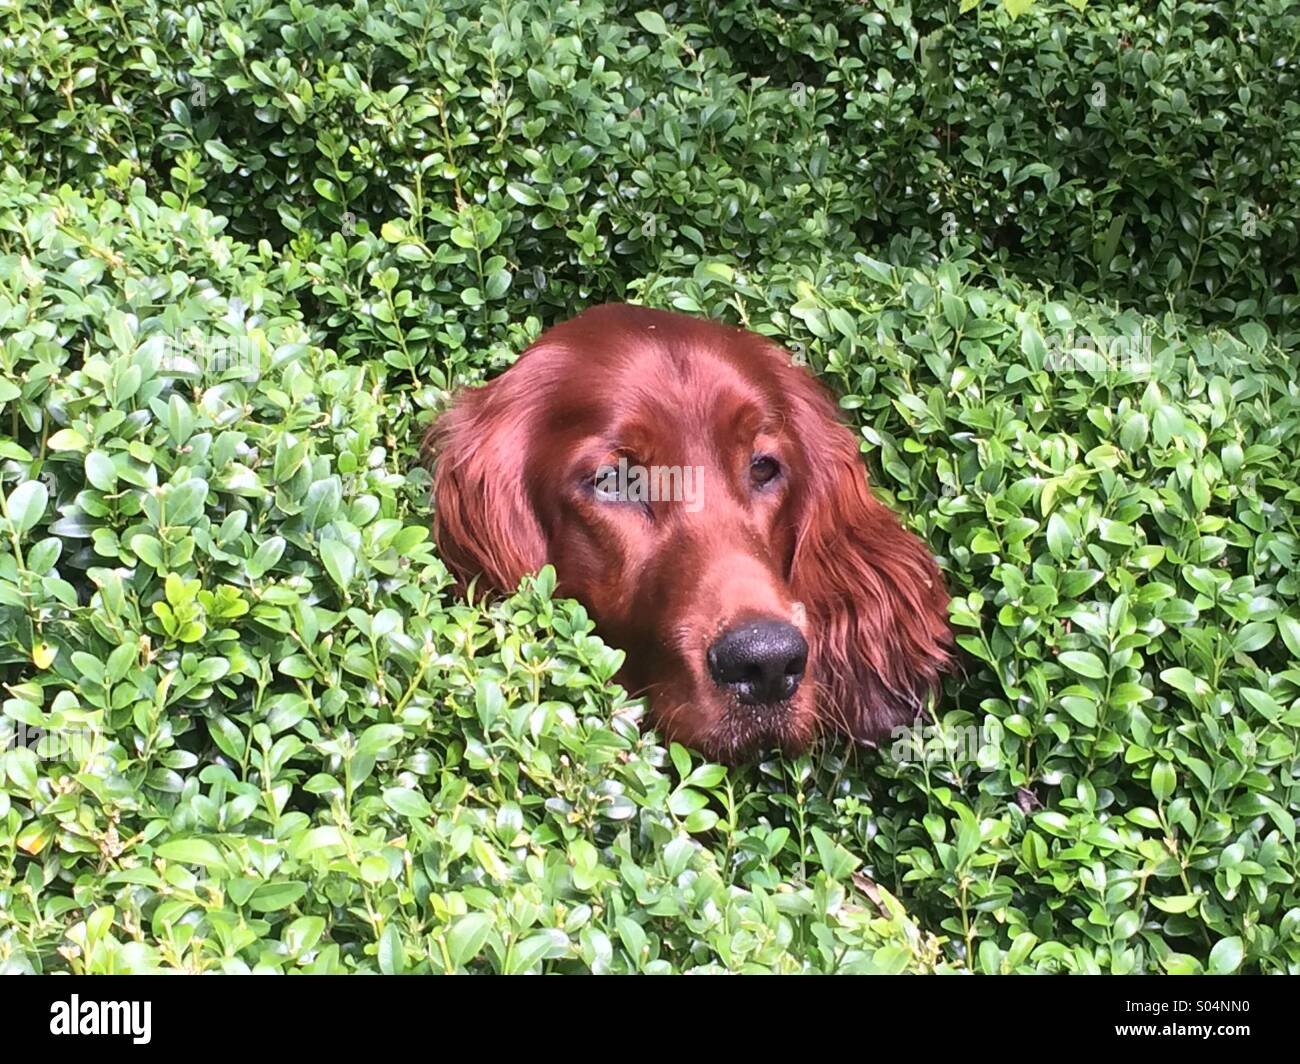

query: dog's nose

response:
[707,621,807,705]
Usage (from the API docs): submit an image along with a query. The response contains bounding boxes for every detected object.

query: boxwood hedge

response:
[1,0,1298,974]
[4,1,1296,325]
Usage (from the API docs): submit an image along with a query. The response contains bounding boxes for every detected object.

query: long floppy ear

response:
[423,371,546,595]
[787,375,952,744]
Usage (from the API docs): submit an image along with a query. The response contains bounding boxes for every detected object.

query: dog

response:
[427,303,952,763]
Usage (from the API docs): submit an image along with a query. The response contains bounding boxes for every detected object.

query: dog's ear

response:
[424,373,546,594]
[786,368,952,743]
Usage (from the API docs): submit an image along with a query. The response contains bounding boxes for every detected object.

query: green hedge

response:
[3,1,1297,329]
[1,0,1299,974]
[643,251,1300,973]
[3,173,1298,972]
[691,0,1300,320]
[0,177,941,973]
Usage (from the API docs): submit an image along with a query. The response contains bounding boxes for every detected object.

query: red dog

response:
[428,304,951,763]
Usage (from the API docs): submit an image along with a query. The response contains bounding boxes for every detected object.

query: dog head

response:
[428,304,952,763]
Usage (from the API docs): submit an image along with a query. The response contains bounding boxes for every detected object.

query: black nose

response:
[706,621,808,705]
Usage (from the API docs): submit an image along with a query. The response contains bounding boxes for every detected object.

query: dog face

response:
[428,304,952,763]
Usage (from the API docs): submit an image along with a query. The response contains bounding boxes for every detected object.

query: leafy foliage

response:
[4,1,1295,325]
[0,0,1298,974]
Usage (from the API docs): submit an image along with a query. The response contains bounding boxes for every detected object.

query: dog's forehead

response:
[593,341,780,446]
[523,307,798,451]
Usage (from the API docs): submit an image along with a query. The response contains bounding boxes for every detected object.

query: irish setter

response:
[427,304,952,763]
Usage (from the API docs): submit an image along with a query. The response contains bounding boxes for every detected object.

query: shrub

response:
[3,172,1298,972]
[680,0,1300,321]
[0,176,939,973]
[3,1,1296,328]
[639,248,1300,973]
[1,0,1298,974]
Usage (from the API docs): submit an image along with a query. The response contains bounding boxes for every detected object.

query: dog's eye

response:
[750,455,781,488]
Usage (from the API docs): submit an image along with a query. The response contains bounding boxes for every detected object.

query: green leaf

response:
[1059,651,1106,679]
[1277,614,1300,659]
[1150,894,1201,914]
[1207,936,1244,974]
[379,923,406,975]
[247,881,308,912]
[1045,513,1073,559]
[1161,667,1207,703]
[247,536,286,579]
[5,480,47,533]
[155,838,227,869]
[810,826,860,880]
[383,787,433,819]
[635,11,669,35]
[1119,413,1149,451]
[86,451,118,491]
[1234,622,1273,654]
[446,912,493,969]
[207,714,246,762]
[1151,762,1177,803]
[320,538,356,590]
[48,428,87,451]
